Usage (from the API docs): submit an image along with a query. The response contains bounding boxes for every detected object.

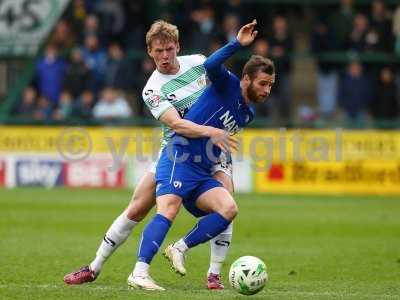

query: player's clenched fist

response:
[237,19,258,46]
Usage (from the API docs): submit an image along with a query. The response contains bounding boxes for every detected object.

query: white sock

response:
[173,238,189,253]
[133,261,150,276]
[90,213,137,274]
[208,222,233,275]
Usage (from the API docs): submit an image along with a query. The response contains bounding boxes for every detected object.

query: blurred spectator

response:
[132,57,155,117]
[188,4,217,52]
[144,0,176,22]
[371,67,398,121]
[81,34,107,92]
[121,1,146,49]
[35,45,66,106]
[53,91,74,120]
[93,87,132,119]
[208,38,224,55]
[16,87,37,118]
[105,42,135,90]
[33,96,53,121]
[81,14,104,45]
[221,0,246,17]
[329,0,355,49]
[73,90,95,120]
[94,0,125,41]
[369,0,393,52]
[220,13,241,43]
[394,4,400,56]
[48,19,75,51]
[63,48,91,98]
[346,13,370,52]
[339,61,372,126]
[12,1,400,127]
[311,18,338,119]
[218,13,243,74]
[67,0,89,32]
[253,38,269,57]
[267,15,293,125]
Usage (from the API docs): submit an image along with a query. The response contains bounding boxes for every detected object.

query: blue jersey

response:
[156,39,254,216]
[173,39,254,170]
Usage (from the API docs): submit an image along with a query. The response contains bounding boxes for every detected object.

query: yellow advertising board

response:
[254,161,400,195]
[0,126,160,155]
[1,126,400,194]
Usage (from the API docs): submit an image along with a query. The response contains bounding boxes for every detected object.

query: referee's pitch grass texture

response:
[1,188,399,299]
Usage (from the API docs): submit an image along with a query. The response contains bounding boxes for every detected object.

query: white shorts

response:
[148,148,163,174]
[210,151,233,177]
[148,150,233,178]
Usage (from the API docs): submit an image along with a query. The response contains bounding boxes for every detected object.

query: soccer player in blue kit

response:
[128,20,275,290]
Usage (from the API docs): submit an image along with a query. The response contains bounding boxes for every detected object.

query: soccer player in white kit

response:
[64,20,237,290]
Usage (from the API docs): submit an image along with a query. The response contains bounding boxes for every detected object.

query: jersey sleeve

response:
[142,87,173,119]
[203,39,242,91]
[192,54,206,64]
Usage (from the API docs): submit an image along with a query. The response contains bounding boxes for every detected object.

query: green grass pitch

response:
[0,188,399,300]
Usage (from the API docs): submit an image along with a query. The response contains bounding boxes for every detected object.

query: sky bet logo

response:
[16,159,63,188]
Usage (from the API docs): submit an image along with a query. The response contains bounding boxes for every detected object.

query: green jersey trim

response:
[160,65,206,95]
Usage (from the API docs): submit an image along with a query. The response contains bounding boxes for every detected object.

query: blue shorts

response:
[156,148,223,218]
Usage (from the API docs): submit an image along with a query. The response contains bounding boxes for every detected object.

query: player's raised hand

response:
[237,19,258,46]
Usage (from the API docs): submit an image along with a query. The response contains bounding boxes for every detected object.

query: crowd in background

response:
[13,0,400,127]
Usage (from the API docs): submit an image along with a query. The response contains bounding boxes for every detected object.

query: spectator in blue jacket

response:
[81,34,107,93]
[35,45,66,106]
[339,61,372,127]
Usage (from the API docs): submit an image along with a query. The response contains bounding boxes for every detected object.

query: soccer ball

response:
[229,256,268,295]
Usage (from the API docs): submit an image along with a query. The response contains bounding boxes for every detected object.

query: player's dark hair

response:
[242,55,275,79]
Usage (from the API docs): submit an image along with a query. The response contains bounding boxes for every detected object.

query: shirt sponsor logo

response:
[197,77,207,88]
[167,93,177,102]
[219,110,240,134]
[148,94,161,108]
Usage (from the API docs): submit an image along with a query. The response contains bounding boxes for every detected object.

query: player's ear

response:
[147,45,153,57]
[242,74,251,86]
[176,42,180,53]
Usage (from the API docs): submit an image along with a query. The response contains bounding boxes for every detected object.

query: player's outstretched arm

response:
[160,108,238,152]
[204,19,258,86]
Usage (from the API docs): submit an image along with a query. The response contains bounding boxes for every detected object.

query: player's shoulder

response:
[227,70,241,86]
[142,71,163,96]
[178,54,206,66]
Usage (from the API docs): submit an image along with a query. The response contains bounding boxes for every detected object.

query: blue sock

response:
[137,214,171,264]
[184,213,230,248]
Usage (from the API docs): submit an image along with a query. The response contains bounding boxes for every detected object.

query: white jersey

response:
[142,54,207,148]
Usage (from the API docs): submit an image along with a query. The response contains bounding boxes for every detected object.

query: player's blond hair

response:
[146,20,179,48]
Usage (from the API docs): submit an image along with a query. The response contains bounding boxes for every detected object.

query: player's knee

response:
[125,204,144,222]
[158,206,179,221]
[157,200,180,221]
[220,201,238,221]
[126,195,153,222]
